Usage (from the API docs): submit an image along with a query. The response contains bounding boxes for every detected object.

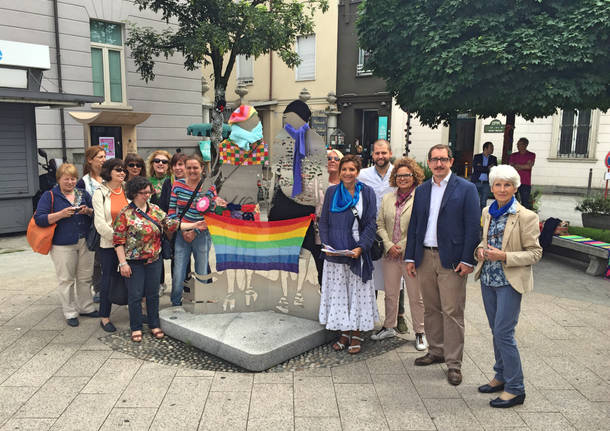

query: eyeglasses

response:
[429,157,451,164]
[127,163,143,168]
[138,190,153,195]
[153,159,169,164]
[327,157,340,162]
[113,168,127,173]
[396,173,413,179]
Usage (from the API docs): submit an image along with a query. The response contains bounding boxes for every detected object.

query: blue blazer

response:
[471,153,497,182]
[404,174,480,269]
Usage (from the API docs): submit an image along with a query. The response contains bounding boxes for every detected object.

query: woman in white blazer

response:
[92,158,128,333]
[474,165,542,408]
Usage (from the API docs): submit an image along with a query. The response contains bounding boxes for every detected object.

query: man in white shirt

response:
[404,144,480,386]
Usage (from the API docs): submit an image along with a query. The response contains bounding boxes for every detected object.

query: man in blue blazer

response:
[405,144,480,385]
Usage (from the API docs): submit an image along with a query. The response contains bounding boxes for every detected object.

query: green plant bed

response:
[567,226,610,244]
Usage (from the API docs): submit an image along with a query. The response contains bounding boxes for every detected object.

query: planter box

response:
[581,213,610,230]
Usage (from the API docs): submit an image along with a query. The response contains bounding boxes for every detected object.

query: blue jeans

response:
[126,259,162,331]
[171,230,211,306]
[475,181,490,210]
[481,284,525,396]
[98,247,117,318]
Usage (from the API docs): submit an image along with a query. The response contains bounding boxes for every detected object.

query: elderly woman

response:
[124,153,146,182]
[327,149,343,185]
[34,163,97,327]
[318,154,379,354]
[474,165,542,408]
[113,177,206,342]
[147,150,172,200]
[373,158,428,350]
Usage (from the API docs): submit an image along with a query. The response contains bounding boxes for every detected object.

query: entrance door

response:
[362,110,379,167]
[90,126,122,159]
[448,116,475,177]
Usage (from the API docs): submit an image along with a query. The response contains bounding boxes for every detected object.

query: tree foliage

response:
[357,0,610,127]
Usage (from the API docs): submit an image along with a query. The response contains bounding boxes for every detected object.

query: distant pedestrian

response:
[508,138,535,209]
[472,142,497,210]
[405,144,480,386]
[474,165,542,408]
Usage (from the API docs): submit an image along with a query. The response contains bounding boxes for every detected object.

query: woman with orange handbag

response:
[34,163,98,327]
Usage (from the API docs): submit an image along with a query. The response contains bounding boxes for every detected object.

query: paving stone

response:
[459,387,526,429]
[2,305,57,330]
[210,372,253,392]
[0,368,16,385]
[55,350,112,377]
[0,386,38,425]
[331,361,372,384]
[521,354,573,390]
[518,412,576,430]
[50,393,118,431]
[2,344,78,387]
[198,390,250,431]
[0,330,58,369]
[0,418,55,431]
[100,407,157,431]
[246,417,294,430]
[50,318,101,345]
[253,372,293,384]
[0,328,26,353]
[149,376,212,431]
[293,367,332,377]
[334,383,389,431]
[78,333,113,351]
[409,367,461,399]
[175,368,216,377]
[541,389,609,431]
[249,383,293,420]
[543,356,610,402]
[365,350,407,375]
[31,308,68,331]
[118,362,176,408]
[81,358,142,394]
[15,376,89,418]
[294,376,338,418]
[294,417,342,431]
[423,398,484,431]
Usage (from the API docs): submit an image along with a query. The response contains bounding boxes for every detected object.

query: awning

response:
[187,123,231,139]
[0,88,103,107]
[69,110,151,125]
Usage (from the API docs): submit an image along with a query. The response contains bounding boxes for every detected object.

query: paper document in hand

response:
[321,244,356,256]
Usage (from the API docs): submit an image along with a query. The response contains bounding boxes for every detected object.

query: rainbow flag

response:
[205,214,314,273]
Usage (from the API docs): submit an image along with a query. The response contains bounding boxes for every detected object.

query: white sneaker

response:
[370,327,397,340]
[415,333,428,351]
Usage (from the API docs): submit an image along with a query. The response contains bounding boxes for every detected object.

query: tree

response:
[357,0,610,161]
[126,0,328,148]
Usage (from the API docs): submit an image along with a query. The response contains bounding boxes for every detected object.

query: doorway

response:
[361,110,379,167]
[448,115,476,177]
[90,125,122,159]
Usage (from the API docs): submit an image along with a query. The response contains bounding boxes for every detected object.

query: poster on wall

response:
[378,116,388,140]
[99,137,115,159]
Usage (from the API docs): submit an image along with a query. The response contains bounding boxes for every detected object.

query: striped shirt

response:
[168,179,205,223]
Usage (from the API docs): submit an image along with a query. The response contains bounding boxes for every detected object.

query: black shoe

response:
[490,393,526,408]
[478,383,505,393]
[80,310,100,318]
[100,320,116,333]
[66,318,79,327]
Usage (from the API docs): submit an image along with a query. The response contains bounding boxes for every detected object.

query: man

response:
[358,140,409,334]
[509,137,535,209]
[471,141,497,210]
[405,144,480,385]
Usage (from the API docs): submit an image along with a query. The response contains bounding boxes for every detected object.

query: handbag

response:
[351,206,384,261]
[178,179,203,244]
[27,191,56,255]
[86,192,105,251]
[131,203,173,260]
[109,267,128,305]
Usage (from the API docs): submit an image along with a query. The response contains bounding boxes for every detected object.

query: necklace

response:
[109,184,123,195]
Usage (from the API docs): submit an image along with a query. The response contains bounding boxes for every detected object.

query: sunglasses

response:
[153,159,169,164]
[327,156,340,162]
[113,168,127,173]
[127,163,143,168]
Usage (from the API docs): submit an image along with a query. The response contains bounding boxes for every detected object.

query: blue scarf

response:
[229,122,263,150]
[488,196,515,219]
[284,123,309,197]
[331,181,363,213]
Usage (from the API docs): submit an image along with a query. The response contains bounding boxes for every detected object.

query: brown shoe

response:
[447,368,462,386]
[414,353,445,366]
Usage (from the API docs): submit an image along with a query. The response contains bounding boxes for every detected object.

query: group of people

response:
[318,140,542,409]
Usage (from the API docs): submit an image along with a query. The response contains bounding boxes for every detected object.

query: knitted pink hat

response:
[228,105,257,124]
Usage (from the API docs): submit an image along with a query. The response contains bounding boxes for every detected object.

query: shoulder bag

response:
[131,203,173,260]
[86,193,104,251]
[351,206,384,261]
[27,191,56,255]
[109,266,128,305]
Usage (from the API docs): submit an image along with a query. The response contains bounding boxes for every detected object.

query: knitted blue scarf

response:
[331,181,363,213]
[488,196,515,219]
[284,123,309,197]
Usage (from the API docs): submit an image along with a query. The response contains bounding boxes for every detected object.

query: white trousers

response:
[49,238,96,319]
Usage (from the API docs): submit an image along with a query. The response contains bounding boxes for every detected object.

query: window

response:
[90,20,127,105]
[356,48,372,76]
[296,35,315,81]
[237,55,254,85]
[558,109,592,158]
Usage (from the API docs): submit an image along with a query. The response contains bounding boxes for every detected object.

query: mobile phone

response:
[73,207,81,213]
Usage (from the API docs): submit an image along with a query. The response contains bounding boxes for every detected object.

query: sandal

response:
[348,335,364,354]
[151,328,165,339]
[333,333,350,351]
[131,331,143,343]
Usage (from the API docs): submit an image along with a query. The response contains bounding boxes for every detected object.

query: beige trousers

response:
[417,249,467,369]
[382,258,425,333]
[49,238,96,319]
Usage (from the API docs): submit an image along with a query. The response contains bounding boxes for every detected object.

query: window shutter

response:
[237,55,254,84]
[296,35,315,80]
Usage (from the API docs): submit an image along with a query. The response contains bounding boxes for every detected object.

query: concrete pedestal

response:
[160,307,335,371]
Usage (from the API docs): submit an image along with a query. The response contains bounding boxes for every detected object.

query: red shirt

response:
[509,151,535,186]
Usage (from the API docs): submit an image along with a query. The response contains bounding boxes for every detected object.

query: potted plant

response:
[575,195,610,229]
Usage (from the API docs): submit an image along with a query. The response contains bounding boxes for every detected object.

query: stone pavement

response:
[0,235,609,431]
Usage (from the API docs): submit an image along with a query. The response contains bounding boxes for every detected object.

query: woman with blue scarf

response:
[474,165,542,408]
[318,155,379,354]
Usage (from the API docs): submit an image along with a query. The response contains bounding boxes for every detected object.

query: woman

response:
[77,145,106,302]
[474,165,542,408]
[318,155,379,354]
[34,163,97,327]
[147,150,172,200]
[154,152,187,212]
[373,158,428,351]
[327,149,343,185]
[124,153,146,182]
[113,176,206,342]
[92,158,128,332]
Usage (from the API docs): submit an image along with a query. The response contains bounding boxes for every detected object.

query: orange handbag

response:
[26,191,56,255]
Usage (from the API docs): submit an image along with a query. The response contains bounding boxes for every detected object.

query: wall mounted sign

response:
[99,137,116,158]
[484,119,505,133]
[378,116,388,140]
